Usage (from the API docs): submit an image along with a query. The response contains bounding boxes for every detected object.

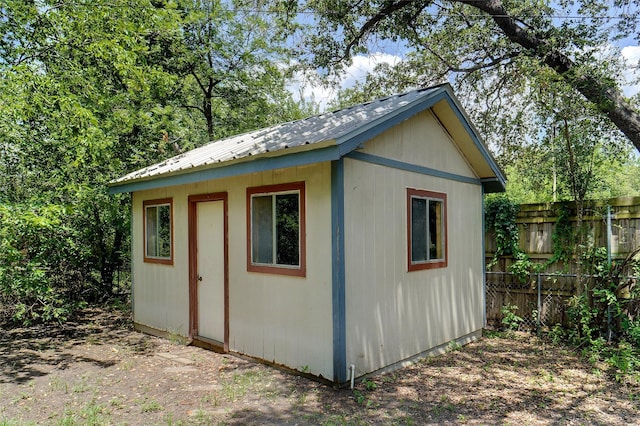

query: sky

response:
[287,53,402,111]
[622,46,640,97]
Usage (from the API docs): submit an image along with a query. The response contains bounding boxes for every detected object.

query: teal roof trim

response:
[109,84,506,193]
[108,146,340,194]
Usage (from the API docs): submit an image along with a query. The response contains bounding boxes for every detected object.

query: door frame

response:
[188,192,229,352]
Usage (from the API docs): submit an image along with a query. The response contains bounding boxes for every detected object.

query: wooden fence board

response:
[485,197,640,328]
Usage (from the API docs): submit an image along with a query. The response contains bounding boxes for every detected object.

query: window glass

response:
[275,193,300,266]
[144,200,172,263]
[429,199,443,260]
[252,195,274,264]
[411,197,427,262]
[251,192,299,266]
[247,182,305,276]
[408,189,446,271]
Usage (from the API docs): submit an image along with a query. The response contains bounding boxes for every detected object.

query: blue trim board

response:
[440,89,507,188]
[109,146,341,194]
[481,186,487,327]
[345,151,481,186]
[331,159,347,384]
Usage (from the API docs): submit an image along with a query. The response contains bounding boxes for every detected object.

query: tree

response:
[0,0,305,323]
[159,0,301,143]
[298,0,640,152]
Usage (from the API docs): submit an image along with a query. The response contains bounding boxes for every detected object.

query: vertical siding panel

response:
[133,162,334,379]
[344,110,484,376]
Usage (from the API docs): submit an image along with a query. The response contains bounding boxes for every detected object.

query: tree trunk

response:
[204,94,214,141]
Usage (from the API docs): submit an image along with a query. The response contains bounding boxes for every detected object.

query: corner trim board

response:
[331,159,347,384]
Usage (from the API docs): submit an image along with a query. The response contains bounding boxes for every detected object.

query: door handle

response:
[197,275,203,282]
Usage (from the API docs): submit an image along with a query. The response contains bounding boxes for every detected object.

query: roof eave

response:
[108,144,341,194]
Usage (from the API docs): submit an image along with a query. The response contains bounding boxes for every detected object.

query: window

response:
[143,198,173,265]
[247,182,306,276]
[407,188,447,271]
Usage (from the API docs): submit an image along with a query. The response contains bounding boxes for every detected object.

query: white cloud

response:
[621,46,640,97]
[287,53,402,112]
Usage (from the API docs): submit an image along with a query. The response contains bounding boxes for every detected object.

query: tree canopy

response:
[0,0,305,323]
[295,0,640,152]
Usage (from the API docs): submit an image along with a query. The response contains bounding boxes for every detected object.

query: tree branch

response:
[456,0,640,152]
[342,0,416,61]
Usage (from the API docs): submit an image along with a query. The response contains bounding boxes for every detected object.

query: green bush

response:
[558,247,640,378]
[0,203,88,324]
[500,304,524,331]
[485,196,520,265]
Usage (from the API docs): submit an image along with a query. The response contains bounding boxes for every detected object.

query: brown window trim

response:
[143,197,174,265]
[407,188,448,272]
[246,181,306,277]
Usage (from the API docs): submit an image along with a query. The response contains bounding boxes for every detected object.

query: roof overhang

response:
[109,84,506,194]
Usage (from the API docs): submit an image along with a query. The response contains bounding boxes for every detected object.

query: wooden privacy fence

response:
[485,196,640,328]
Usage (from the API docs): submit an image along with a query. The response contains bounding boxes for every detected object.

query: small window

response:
[247,182,306,276]
[143,198,173,265]
[407,188,447,271]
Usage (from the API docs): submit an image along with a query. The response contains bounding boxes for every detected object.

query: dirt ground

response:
[1,308,639,425]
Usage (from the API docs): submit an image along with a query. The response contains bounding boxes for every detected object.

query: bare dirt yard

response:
[1,307,639,425]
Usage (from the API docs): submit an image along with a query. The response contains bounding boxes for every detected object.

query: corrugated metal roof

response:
[111,86,443,185]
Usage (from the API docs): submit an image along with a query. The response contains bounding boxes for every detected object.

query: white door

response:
[196,200,225,342]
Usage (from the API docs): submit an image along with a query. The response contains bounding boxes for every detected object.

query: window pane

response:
[429,200,443,260]
[411,197,427,262]
[157,205,171,258]
[146,206,158,257]
[275,193,299,266]
[252,195,274,264]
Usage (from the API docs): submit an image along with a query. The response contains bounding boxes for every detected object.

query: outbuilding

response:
[109,83,506,384]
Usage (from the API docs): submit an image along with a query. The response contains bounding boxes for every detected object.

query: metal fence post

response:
[537,272,542,333]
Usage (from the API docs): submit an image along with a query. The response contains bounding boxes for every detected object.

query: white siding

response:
[362,109,478,179]
[132,162,334,379]
[343,111,485,376]
[133,188,190,336]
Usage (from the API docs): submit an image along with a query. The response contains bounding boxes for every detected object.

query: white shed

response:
[109,84,505,384]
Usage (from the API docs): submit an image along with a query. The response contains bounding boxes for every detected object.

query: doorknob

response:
[197,275,203,282]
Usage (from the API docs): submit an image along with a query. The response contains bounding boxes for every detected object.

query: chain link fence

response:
[486,271,577,330]
[486,271,640,331]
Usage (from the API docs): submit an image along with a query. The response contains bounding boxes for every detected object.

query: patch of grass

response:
[200,392,220,407]
[1,419,35,426]
[447,340,462,352]
[321,414,349,425]
[109,397,124,409]
[293,390,309,406]
[167,331,189,346]
[140,399,163,413]
[49,376,69,393]
[483,329,508,339]
[71,377,91,394]
[362,378,377,391]
[431,395,456,418]
[221,369,278,401]
[57,399,110,426]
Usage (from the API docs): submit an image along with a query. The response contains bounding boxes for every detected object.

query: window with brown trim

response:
[143,198,173,265]
[407,188,447,271]
[246,182,306,277]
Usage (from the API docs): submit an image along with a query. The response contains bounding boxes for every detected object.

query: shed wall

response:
[132,162,334,379]
[343,111,484,376]
[361,109,478,179]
